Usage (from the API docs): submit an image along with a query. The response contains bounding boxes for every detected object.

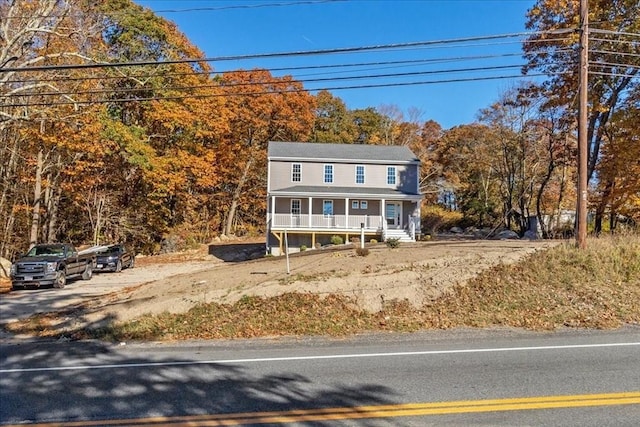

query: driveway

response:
[0,261,214,327]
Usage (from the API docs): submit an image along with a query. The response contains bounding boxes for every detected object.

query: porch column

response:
[308,197,312,228]
[271,196,275,225]
[345,197,349,229]
[381,198,386,239]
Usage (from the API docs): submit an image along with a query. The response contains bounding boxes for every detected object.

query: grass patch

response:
[6,234,640,341]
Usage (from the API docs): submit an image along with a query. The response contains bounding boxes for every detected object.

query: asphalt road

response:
[1,328,639,426]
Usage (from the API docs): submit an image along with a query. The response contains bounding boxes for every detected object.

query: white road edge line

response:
[2,342,639,374]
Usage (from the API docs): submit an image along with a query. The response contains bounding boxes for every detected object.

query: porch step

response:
[384,229,415,243]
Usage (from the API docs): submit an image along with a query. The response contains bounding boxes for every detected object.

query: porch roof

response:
[269,185,422,200]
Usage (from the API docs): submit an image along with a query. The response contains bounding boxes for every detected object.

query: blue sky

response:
[137,0,537,129]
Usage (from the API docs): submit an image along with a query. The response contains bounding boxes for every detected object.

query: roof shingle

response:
[268,141,419,163]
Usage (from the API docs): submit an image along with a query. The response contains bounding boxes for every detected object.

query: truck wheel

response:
[115,260,122,273]
[54,271,66,289]
[82,263,93,280]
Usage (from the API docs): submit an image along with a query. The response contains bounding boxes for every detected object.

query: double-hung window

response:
[291,163,301,182]
[291,199,301,215]
[387,166,397,185]
[324,164,334,184]
[355,165,365,184]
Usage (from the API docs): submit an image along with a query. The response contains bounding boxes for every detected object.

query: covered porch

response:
[267,193,421,255]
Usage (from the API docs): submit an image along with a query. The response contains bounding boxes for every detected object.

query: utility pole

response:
[577,0,589,249]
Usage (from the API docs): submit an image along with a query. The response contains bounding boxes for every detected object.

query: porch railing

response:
[270,214,383,230]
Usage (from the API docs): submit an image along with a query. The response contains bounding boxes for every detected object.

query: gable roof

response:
[268,141,419,163]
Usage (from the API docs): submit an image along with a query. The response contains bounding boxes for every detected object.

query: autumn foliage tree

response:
[218,69,315,236]
[524,0,640,232]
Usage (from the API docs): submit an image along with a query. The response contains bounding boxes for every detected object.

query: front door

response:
[385,202,402,228]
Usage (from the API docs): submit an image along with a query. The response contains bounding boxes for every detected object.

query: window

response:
[291,163,301,182]
[291,199,301,215]
[387,166,397,185]
[324,164,334,184]
[352,200,359,210]
[360,200,368,209]
[323,200,334,216]
[355,165,365,184]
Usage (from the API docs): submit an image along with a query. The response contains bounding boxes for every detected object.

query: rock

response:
[473,228,492,238]
[0,257,11,279]
[495,230,520,240]
[523,230,539,240]
[450,226,464,234]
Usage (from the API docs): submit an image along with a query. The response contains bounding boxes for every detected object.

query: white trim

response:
[386,166,397,185]
[323,199,334,216]
[323,164,334,184]
[290,199,301,215]
[291,163,301,182]
[385,201,402,228]
[355,164,365,184]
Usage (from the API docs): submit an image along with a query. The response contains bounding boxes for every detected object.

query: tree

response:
[435,124,502,227]
[311,90,356,143]
[596,102,640,230]
[411,120,443,203]
[524,0,640,232]
[0,0,233,256]
[350,107,384,144]
[219,69,315,236]
[0,0,110,253]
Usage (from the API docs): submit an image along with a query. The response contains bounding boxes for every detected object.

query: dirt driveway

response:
[0,238,560,333]
[0,260,215,325]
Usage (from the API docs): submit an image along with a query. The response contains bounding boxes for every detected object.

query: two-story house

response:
[267,141,423,255]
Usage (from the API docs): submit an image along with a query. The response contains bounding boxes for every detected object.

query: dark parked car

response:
[10,243,96,290]
[95,244,135,272]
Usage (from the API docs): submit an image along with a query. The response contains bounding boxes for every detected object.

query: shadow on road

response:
[0,338,406,426]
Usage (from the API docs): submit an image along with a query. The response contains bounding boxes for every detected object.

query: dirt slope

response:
[81,238,559,326]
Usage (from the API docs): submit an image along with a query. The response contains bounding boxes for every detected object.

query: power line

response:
[2,64,538,99]
[4,0,348,19]
[152,0,347,14]
[0,32,564,74]
[590,71,640,79]
[0,52,537,85]
[1,72,560,109]
[590,37,640,46]
[589,50,640,59]
[590,28,640,38]
[590,61,640,70]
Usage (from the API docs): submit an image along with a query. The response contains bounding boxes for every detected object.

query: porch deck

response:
[269,213,384,231]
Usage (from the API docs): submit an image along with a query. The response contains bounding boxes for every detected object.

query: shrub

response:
[385,237,400,248]
[369,238,378,244]
[421,204,464,235]
[330,235,344,245]
[355,247,370,257]
[300,245,307,252]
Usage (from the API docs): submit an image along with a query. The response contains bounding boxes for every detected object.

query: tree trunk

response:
[594,179,613,235]
[47,186,61,243]
[224,156,254,236]
[29,149,44,247]
[536,160,555,239]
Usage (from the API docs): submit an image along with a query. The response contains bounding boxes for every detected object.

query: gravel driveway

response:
[0,261,214,326]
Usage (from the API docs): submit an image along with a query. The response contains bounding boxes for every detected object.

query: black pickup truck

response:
[10,243,96,290]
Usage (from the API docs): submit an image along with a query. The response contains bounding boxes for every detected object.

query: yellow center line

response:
[5,391,639,426]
